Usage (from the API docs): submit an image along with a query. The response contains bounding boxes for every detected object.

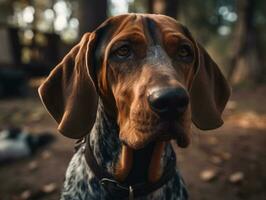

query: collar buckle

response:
[84,136,177,199]
[129,186,134,200]
[100,178,134,199]
[100,178,128,197]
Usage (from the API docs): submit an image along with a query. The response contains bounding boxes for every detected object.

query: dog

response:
[39,14,230,200]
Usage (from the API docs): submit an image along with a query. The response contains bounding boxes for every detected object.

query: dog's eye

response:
[114,45,132,59]
[177,44,193,62]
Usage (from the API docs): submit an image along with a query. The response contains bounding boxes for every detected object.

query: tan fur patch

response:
[148,141,166,183]
[115,144,133,182]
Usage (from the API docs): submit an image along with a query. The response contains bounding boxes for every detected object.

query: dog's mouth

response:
[115,140,167,184]
[116,116,191,183]
[120,118,190,150]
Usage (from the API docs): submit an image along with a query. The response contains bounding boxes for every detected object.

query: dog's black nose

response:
[148,87,189,116]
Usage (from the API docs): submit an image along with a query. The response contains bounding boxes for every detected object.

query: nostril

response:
[148,87,189,115]
[148,93,169,113]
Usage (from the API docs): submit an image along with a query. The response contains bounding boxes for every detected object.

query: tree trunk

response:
[147,0,155,13]
[165,0,179,19]
[229,0,262,85]
[147,0,179,19]
[78,0,107,36]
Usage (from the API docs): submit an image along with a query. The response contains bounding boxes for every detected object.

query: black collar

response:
[78,136,177,199]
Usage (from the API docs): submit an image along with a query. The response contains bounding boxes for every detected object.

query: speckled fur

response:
[60,100,188,200]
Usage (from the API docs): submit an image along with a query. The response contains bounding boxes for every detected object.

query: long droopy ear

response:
[38,33,98,138]
[190,43,231,130]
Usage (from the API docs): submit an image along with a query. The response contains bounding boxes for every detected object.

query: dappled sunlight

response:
[225,92,266,130]
[227,111,266,129]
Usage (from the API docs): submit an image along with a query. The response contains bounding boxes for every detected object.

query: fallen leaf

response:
[229,171,244,184]
[28,161,38,171]
[42,183,57,194]
[42,150,52,159]
[20,190,32,199]
[210,155,223,165]
[200,169,218,182]
[220,152,231,160]
[207,136,219,145]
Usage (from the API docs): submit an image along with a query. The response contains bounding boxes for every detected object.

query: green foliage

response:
[180,0,237,43]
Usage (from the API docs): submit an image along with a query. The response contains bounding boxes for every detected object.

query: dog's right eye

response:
[177,44,193,62]
[113,45,132,59]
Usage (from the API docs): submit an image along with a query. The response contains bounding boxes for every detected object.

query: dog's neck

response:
[89,99,176,184]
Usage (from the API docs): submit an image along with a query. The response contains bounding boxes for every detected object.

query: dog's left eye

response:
[177,44,193,62]
[114,45,132,59]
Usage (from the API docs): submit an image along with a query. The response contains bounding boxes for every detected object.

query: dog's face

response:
[95,15,197,149]
[39,14,230,150]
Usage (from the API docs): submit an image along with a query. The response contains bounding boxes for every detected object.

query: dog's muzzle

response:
[147,87,189,118]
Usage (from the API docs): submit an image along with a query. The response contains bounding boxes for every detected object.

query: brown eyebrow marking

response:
[165,32,187,40]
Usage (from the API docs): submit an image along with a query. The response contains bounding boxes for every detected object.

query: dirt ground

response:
[0,85,265,200]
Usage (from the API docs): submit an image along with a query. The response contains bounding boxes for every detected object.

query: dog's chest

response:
[60,104,188,199]
[60,147,188,200]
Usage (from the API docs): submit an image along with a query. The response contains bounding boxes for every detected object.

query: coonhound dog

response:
[39,14,230,200]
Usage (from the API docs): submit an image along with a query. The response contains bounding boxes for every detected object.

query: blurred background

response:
[0,0,265,199]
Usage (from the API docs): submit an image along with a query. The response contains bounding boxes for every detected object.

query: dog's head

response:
[39,14,230,150]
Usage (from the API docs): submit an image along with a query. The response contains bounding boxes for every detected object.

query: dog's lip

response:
[133,120,181,134]
[123,120,185,149]
[153,122,185,141]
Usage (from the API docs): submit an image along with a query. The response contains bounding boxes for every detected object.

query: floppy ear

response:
[38,33,98,138]
[190,43,231,130]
